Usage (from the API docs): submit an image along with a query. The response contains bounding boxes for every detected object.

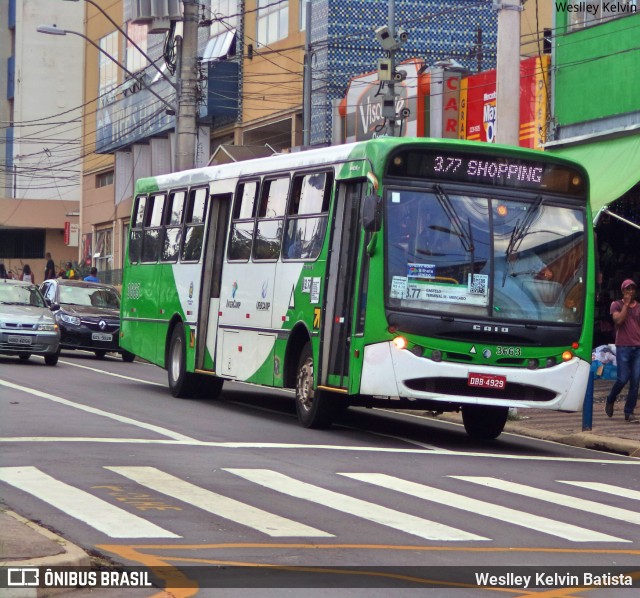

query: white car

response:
[0,279,60,365]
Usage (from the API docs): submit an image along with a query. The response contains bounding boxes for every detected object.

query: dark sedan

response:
[40,279,135,362]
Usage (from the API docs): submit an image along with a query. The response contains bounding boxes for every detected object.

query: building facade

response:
[0,0,83,280]
[548,1,640,346]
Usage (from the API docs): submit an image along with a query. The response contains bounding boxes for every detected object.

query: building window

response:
[567,0,637,31]
[0,230,45,259]
[94,227,113,274]
[299,0,309,30]
[125,22,148,74]
[96,171,114,188]
[98,31,119,106]
[210,0,239,35]
[257,0,289,47]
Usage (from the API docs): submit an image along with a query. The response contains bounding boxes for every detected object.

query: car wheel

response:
[462,405,509,441]
[295,342,335,429]
[44,351,59,366]
[167,324,197,398]
[94,350,106,359]
[19,353,31,361]
[121,350,135,363]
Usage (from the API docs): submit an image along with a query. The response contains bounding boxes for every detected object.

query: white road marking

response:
[343,473,627,543]
[0,379,196,442]
[0,466,179,538]
[106,466,333,538]
[224,468,487,541]
[0,435,637,465]
[452,476,640,526]
[558,481,640,501]
[57,358,165,385]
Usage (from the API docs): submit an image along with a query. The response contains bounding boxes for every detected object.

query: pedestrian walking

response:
[44,252,56,280]
[0,263,7,279]
[604,278,640,423]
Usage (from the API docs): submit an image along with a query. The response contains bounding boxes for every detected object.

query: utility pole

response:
[494,0,523,146]
[303,0,312,146]
[385,0,397,137]
[374,0,408,137]
[175,0,200,171]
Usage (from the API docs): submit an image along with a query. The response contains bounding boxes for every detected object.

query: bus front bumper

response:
[359,341,590,412]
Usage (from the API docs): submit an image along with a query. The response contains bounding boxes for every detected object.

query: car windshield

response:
[0,284,47,307]
[59,285,120,309]
[385,189,586,324]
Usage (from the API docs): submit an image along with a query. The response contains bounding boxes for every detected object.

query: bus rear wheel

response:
[461,405,509,441]
[168,325,197,398]
[295,343,335,429]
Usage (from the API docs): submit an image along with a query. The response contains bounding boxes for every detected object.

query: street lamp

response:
[62,0,177,90]
[37,24,175,113]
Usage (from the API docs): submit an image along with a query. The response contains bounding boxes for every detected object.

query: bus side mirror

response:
[362,194,381,232]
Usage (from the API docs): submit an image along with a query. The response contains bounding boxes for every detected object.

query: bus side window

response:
[228,181,258,261]
[253,177,289,261]
[181,187,208,262]
[142,193,165,263]
[283,171,332,261]
[162,189,186,262]
[129,195,147,264]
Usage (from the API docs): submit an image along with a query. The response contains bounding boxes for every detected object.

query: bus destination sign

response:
[387,148,586,196]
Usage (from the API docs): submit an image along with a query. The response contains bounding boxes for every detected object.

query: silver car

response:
[0,279,60,365]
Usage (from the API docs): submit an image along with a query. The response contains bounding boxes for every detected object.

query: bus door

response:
[319,181,364,389]
[196,194,231,372]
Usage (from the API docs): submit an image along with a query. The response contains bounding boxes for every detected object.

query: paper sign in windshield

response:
[407,263,435,279]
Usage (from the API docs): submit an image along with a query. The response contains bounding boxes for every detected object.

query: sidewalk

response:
[1,378,638,596]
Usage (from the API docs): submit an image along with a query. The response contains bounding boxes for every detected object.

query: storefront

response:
[551,134,640,347]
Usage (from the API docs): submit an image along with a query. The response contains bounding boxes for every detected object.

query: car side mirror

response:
[49,303,59,311]
[362,194,381,232]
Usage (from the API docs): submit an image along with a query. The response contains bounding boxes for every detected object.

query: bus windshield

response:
[385,188,586,324]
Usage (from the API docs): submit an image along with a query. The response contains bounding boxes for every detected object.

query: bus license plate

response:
[8,335,32,345]
[92,333,112,342]
[468,373,506,390]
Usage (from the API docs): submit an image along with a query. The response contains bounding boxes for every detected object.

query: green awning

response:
[550,134,640,216]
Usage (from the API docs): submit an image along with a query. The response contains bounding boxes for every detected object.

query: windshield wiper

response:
[502,195,544,286]
[433,184,475,277]
[504,195,544,260]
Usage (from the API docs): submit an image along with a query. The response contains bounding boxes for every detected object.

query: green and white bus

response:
[120,137,594,440]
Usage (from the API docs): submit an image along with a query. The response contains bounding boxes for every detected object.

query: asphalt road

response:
[1,350,639,597]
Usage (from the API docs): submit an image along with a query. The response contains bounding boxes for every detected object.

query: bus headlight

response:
[392,336,407,350]
[561,350,573,362]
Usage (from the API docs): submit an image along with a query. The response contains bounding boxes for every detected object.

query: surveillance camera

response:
[393,69,407,82]
[399,107,411,119]
[397,28,409,44]
[374,25,398,51]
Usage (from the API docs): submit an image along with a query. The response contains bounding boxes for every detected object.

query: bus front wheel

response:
[168,325,197,398]
[461,405,509,441]
[295,343,335,429]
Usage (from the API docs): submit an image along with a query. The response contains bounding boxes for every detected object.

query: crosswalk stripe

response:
[558,481,640,501]
[343,473,627,543]
[224,468,487,542]
[0,466,179,539]
[452,476,640,527]
[106,466,333,538]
